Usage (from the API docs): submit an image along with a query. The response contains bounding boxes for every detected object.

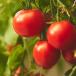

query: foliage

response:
[0,0,76,76]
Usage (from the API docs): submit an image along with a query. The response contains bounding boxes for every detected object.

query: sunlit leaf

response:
[7,45,24,70]
[4,17,18,45]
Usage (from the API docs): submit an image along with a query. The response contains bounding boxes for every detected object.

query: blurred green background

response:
[0,0,76,76]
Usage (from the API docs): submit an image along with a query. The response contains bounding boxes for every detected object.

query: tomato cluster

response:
[47,20,76,65]
[13,9,76,69]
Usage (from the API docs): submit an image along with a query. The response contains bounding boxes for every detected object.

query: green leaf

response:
[7,45,24,70]
[31,3,37,8]
[24,36,40,52]
[4,17,18,45]
[27,37,40,48]
[0,41,6,53]
[65,68,72,76]
[60,0,73,7]
[4,67,11,76]
[65,66,76,76]
[0,53,8,76]
[0,0,26,35]
[0,19,8,35]
[23,37,40,69]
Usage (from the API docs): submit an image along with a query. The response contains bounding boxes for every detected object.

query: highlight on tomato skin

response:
[47,20,76,50]
[33,40,61,69]
[13,9,45,37]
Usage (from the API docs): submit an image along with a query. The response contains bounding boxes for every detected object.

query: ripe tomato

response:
[62,48,76,64]
[33,41,60,69]
[13,9,45,37]
[47,20,76,50]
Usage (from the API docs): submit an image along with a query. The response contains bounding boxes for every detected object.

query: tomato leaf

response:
[0,53,8,76]
[23,37,40,69]
[65,68,72,76]
[4,17,18,45]
[7,45,24,70]
[65,66,76,76]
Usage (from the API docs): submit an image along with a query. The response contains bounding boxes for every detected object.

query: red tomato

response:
[33,41,60,69]
[62,48,76,64]
[47,20,76,50]
[13,9,45,37]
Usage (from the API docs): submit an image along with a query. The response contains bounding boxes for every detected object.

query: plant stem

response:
[56,8,59,21]
[53,0,57,7]
[56,0,59,21]
[57,0,70,17]
[23,37,32,69]
[50,0,53,16]
[72,0,76,7]
[69,66,76,76]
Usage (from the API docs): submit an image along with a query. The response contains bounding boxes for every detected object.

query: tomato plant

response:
[13,9,45,37]
[33,41,60,69]
[0,0,76,76]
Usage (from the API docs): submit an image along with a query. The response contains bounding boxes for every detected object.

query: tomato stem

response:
[56,8,59,21]
[56,0,59,21]
[72,0,76,7]
[39,67,44,76]
[53,0,57,7]
[69,66,76,76]
[50,0,53,16]
[23,37,32,69]
[57,0,70,18]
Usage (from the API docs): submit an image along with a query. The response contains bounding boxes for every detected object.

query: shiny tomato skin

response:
[47,20,76,50]
[62,48,76,64]
[13,9,45,37]
[33,41,60,69]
